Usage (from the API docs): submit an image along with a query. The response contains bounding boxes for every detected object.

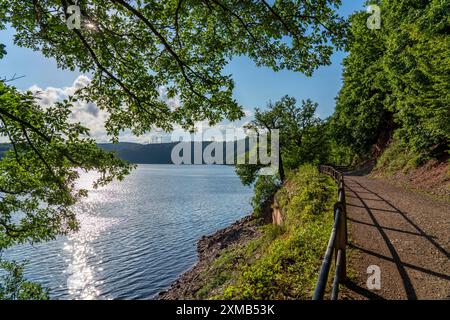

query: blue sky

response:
[0,0,366,141]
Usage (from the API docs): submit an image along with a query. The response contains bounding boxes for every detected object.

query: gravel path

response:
[341,175,450,300]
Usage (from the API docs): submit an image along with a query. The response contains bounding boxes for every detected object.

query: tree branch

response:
[111,0,214,97]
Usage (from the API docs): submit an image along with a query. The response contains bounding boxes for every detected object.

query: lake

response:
[4,165,253,299]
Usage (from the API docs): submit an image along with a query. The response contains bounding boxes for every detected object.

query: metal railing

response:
[312,165,348,300]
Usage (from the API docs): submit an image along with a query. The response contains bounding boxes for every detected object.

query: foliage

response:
[251,175,280,218]
[0,0,349,300]
[330,4,391,156]
[331,0,449,162]
[236,95,327,184]
[235,163,265,187]
[382,0,450,157]
[0,259,49,300]
[374,138,422,175]
[1,0,348,136]
[0,83,133,250]
[195,224,276,299]
[0,43,5,59]
[195,165,336,299]
[326,137,355,166]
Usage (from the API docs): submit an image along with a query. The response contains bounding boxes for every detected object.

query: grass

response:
[372,139,450,202]
[194,164,337,299]
[374,139,423,176]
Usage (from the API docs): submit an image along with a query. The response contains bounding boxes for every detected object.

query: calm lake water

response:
[4,165,252,300]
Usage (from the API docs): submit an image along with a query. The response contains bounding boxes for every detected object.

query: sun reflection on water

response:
[63,210,118,300]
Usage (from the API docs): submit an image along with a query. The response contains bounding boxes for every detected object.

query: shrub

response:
[251,175,281,218]
[375,139,423,175]
[0,260,49,300]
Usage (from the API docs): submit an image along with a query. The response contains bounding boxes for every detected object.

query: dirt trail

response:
[341,175,450,300]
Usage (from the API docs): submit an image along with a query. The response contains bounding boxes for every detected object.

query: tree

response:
[0,260,49,300]
[0,82,132,250]
[330,6,391,157]
[331,0,449,161]
[1,0,348,137]
[236,96,325,185]
[382,0,450,157]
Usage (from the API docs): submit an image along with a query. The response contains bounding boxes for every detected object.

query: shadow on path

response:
[343,280,386,300]
[345,181,418,300]
[349,180,449,259]
[343,174,450,300]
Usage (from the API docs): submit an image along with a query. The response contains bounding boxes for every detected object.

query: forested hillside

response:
[330,0,449,166]
[0,141,248,164]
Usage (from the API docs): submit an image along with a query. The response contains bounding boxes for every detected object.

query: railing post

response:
[315,164,348,299]
[336,177,347,282]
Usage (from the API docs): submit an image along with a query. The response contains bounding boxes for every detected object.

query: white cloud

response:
[28,76,111,142]
[26,75,254,143]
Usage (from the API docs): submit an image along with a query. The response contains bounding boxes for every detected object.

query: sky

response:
[0,0,367,143]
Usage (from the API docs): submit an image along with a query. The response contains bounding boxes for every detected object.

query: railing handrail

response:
[313,165,348,300]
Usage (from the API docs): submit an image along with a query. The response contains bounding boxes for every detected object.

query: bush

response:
[251,175,281,218]
[375,139,423,175]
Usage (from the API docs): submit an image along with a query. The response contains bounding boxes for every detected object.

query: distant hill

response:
[98,141,249,164]
[98,142,177,164]
[0,141,249,164]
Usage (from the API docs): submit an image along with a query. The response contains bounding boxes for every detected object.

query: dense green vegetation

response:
[331,0,449,164]
[228,0,449,299]
[374,138,430,176]
[2,0,347,134]
[235,95,333,222]
[238,1,449,215]
[236,96,329,184]
[193,165,336,299]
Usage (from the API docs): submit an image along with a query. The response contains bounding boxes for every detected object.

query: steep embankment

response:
[159,165,337,299]
[369,140,449,199]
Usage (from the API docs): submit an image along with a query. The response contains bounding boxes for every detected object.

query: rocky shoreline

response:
[158,215,261,299]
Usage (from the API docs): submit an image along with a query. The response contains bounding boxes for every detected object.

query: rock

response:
[157,215,261,300]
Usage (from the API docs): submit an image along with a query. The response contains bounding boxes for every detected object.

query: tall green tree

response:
[331,3,391,156]
[332,0,449,161]
[382,0,450,156]
[236,96,326,185]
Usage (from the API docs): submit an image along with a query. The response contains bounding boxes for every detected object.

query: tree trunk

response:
[278,147,285,182]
